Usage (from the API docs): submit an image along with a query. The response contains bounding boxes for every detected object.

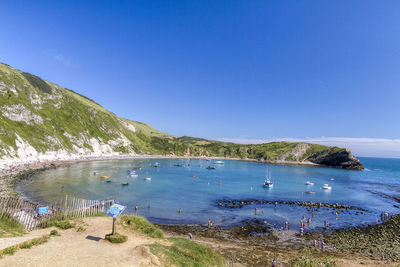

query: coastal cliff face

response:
[306,147,364,170]
[0,63,363,169]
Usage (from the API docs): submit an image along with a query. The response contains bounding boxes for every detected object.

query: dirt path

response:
[0,217,162,267]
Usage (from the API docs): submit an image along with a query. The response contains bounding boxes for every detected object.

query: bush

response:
[49,230,60,236]
[105,233,128,243]
[52,220,75,229]
[120,215,164,238]
[1,246,16,255]
[20,235,49,249]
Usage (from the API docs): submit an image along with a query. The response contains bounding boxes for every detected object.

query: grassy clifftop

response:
[0,63,363,169]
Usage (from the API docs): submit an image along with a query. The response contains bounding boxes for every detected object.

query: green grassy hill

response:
[0,63,363,169]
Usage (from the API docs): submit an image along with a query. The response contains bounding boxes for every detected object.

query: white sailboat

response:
[262,170,273,188]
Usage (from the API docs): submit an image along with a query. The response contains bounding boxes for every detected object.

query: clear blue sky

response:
[1,1,400,152]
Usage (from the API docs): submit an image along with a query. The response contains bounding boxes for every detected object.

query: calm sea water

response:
[17,157,400,230]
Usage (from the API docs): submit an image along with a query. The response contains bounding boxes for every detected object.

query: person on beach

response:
[188,232,193,240]
[178,208,182,214]
[285,221,288,230]
[300,227,304,236]
[313,239,317,247]
[135,205,138,216]
[321,240,325,250]
[61,185,64,191]
[254,207,257,215]
[272,258,276,267]
[307,218,311,226]
[261,209,264,215]
[207,219,211,228]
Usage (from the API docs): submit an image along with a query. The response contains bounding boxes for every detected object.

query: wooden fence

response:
[0,196,114,231]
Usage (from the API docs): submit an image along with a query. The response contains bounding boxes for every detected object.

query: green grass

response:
[37,216,75,229]
[19,235,49,249]
[149,237,225,267]
[1,246,16,256]
[120,215,164,238]
[0,211,25,237]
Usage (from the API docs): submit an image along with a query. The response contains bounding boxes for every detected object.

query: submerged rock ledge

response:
[218,199,368,212]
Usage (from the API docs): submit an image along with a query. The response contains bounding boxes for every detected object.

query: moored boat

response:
[263,179,273,188]
[322,184,332,190]
[305,181,314,186]
[144,177,152,181]
[214,160,224,164]
[206,166,216,170]
[153,162,160,167]
[262,170,274,188]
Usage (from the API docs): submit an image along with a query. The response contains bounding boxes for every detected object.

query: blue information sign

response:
[105,204,126,218]
[38,206,48,215]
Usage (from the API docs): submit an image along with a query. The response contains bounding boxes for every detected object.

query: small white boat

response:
[144,177,152,181]
[214,161,224,164]
[305,181,314,186]
[153,162,160,167]
[322,184,331,190]
[130,172,139,178]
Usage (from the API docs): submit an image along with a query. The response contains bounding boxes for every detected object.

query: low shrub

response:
[49,230,60,236]
[20,235,49,249]
[2,246,15,255]
[105,233,128,243]
[52,220,75,229]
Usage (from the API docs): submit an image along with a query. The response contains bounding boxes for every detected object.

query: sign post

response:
[105,203,126,235]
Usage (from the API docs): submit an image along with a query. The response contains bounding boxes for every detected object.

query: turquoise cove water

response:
[17,157,400,230]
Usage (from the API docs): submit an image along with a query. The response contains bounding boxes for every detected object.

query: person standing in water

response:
[135,205,138,216]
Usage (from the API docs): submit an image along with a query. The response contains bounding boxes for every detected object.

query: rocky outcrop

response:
[306,147,364,170]
[276,143,311,161]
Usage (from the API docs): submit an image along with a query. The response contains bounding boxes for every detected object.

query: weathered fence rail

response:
[0,196,114,231]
